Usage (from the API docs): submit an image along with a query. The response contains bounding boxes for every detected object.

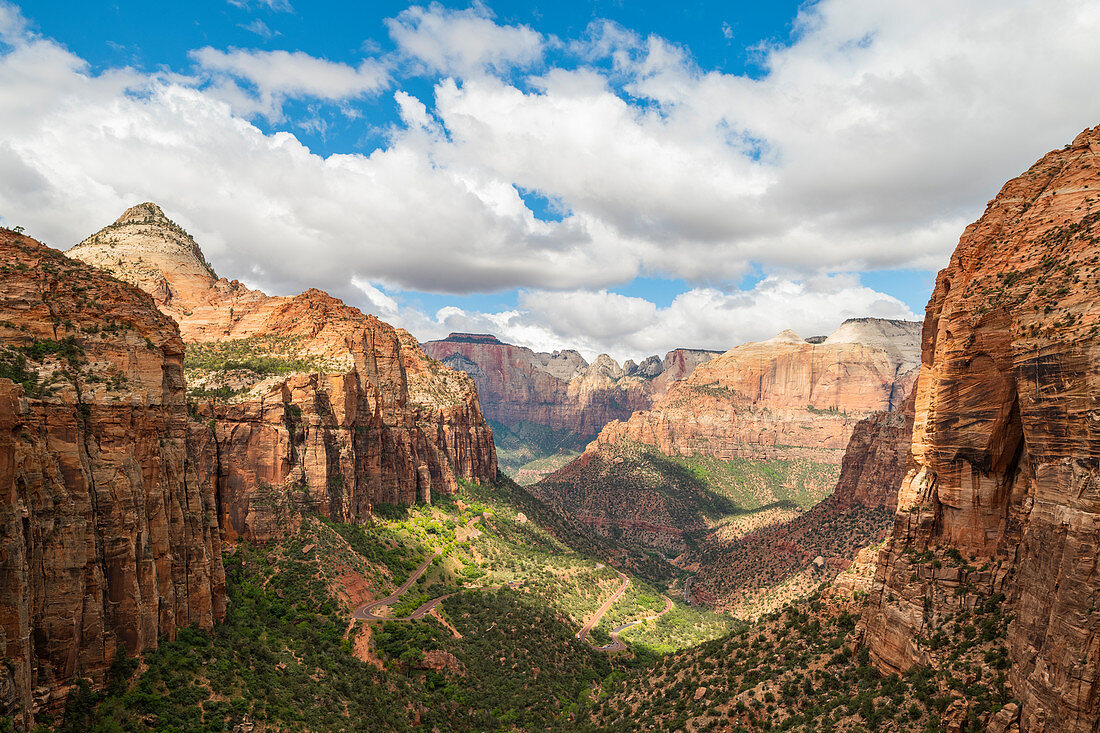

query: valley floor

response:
[45,477,739,731]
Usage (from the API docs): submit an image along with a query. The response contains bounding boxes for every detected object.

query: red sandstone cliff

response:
[422,333,719,441]
[862,125,1100,732]
[69,204,497,542]
[594,318,920,465]
[0,232,224,726]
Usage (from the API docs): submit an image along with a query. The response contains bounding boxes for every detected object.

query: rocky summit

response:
[70,206,497,543]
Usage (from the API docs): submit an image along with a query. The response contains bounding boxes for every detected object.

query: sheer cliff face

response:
[69,205,497,543]
[594,319,921,464]
[421,334,720,441]
[0,232,224,725]
[863,126,1100,732]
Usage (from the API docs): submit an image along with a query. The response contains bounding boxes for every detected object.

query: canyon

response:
[529,317,921,612]
[422,332,719,481]
[5,124,1100,729]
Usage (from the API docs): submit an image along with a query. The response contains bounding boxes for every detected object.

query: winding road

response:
[576,568,630,644]
[352,517,481,622]
[350,516,672,653]
[591,593,674,652]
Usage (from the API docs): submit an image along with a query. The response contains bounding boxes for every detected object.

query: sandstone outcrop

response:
[691,393,914,615]
[862,125,1100,732]
[422,333,719,443]
[69,204,497,543]
[0,231,224,726]
[593,318,920,465]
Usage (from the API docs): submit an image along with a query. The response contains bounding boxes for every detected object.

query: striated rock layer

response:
[70,204,496,543]
[863,126,1100,732]
[593,318,921,464]
[422,333,719,442]
[692,392,915,615]
[0,232,225,725]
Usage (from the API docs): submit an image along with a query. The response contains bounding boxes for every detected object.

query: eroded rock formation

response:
[0,231,225,725]
[863,125,1100,732]
[69,204,497,543]
[692,392,915,615]
[594,318,921,464]
[422,333,719,442]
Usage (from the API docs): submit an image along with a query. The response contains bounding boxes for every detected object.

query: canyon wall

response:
[691,393,915,614]
[594,318,921,464]
[863,125,1100,732]
[69,204,497,543]
[422,332,719,441]
[0,232,225,725]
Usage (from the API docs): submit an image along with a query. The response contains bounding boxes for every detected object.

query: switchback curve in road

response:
[593,594,674,652]
[352,516,481,622]
[350,516,665,655]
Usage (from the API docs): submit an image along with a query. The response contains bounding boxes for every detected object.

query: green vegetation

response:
[489,419,586,480]
[594,578,667,634]
[53,518,417,732]
[19,335,84,367]
[0,348,39,395]
[183,336,349,401]
[510,450,582,485]
[617,601,739,656]
[45,478,702,731]
[589,585,1018,732]
[184,336,331,377]
[0,336,88,397]
[673,454,840,510]
[34,473,898,732]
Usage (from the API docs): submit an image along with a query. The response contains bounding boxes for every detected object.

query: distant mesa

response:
[421,333,724,482]
[437,333,504,345]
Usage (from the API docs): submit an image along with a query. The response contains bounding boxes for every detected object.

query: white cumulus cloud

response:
[190,47,388,119]
[398,276,917,362]
[385,1,544,78]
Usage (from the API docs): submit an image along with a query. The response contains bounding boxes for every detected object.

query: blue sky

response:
[3,1,1099,359]
[26,1,801,155]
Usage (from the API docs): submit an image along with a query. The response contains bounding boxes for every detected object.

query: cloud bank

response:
[1,0,1098,359]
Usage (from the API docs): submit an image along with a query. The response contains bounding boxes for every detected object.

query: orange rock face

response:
[692,394,914,614]
[0,232,224,725]
[863,126,1100,732]
[830,389,916,513]
[422,333,719,441]
[594,319,920,464]
[69,205,497,543]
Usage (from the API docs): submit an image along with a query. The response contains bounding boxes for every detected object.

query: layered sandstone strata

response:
[594,318,921,464]
[692,393,914,614]
[0,232,225,725]
[422,333,719,441]
[69,204,497,542]
[863,126,1100,732]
